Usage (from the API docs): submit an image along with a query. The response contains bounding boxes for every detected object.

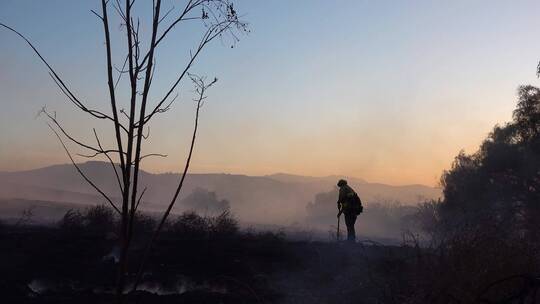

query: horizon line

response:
[0,160,439,188]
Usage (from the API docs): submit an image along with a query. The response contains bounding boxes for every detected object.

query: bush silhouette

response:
[169,210,238,240]
[131,211,156,238]
[170,211,208,239]
[59,209,85,233]
[84,205,116,236]
[208,209,238,238]
[58,205,117,237]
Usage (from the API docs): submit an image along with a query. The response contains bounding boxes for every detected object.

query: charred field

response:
[2,206,539,304]
[0,209,413,304]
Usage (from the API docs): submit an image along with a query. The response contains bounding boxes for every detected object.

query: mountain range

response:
[0,161,441,224]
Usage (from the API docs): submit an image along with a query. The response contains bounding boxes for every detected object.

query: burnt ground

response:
[3,216,538,304]
[0,224,414,304]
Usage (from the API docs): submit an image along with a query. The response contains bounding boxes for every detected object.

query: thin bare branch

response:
[140,12,243,127]
[132,74,215,292]
[114,55,129,89]
[0,23,118,123]
[93,128,124,194]
[90,9,104,20]
[46,123,121,214]
[142,126,150,140]
[120,108,130,121]
[135,93,177,127]
[135,187,147,212]
[76,150,124,158]
[158,5,175,24]
[139,153,167,161]
[41,109,119,155]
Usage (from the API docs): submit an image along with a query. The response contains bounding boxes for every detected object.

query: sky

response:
[1,0,540,186]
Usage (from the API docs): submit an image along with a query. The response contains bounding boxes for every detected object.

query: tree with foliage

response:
[435,85,540,241]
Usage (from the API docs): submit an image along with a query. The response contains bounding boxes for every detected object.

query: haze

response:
[2,0,540,186]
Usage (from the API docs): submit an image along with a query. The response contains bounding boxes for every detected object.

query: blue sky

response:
[2,0,540,185]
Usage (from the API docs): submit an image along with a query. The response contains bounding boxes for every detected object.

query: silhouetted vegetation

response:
[384,85,540,303]
[0,206,292,303]
[433,85,540,241]
[0,205,447,304]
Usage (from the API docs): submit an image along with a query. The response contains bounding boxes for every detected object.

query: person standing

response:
[336,179,363,242]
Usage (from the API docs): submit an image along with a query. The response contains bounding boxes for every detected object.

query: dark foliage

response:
[169,209,238,240]
[0,208,297,303]
[131,211,156,239]
[58,205,116,237]
[397,85,540,303]
[438,85,540,241]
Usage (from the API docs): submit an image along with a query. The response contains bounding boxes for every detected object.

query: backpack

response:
[351,192,363,215]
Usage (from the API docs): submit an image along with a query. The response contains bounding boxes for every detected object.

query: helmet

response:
[337,179,347,187]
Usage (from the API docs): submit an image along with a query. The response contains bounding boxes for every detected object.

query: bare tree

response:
[1,0,246,302]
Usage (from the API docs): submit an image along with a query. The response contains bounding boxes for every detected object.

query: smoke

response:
[0,163,439,240]
[304,188,418,240]
[178,188,230,215]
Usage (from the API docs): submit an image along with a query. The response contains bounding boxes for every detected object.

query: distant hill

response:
[0,162,441,224]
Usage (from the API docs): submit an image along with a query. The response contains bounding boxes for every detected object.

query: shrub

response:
[170,211,208,239]
[58,205,116,236]
[169,210,239,240]
[131,211,156,237]
[84,205,116,235]
[58,209,85,232]
[208,209,238,238]
[399,200,540,304]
